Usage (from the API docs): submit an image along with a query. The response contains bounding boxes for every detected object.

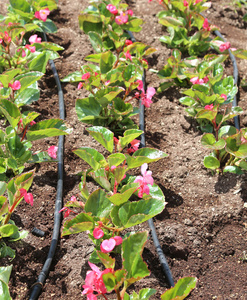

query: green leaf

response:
[0,183,7,196]
[196,109,217,121]
[179,96,195,107]
[113,98,133,115]
[0,100,21,128]
[218,126,237,139]
[122,232,150,284]
[9,0,30,12]
[15,87,40,107]
[87,127,113,153]
[88,32,103,53]
[61,212,94,236]
[76,97,102,124]
[117,198,166,228]
[100,51,116,74]
[107,153,126,167]
[108,183,139,206]
[9,229,28,242]
[85,189,113,218]
[201,133,225,150]
[226,135,247,158]
[79,13,102,34]
[103,269,126,292]
[28,52,51,73]
[161,277,197,300]
[126,148,167,169]
[0,224,18,238]
[119,129,143,149]
[203,156,220,170]
[159,16,184,27]
[138,288,157,299]
[0,244,15,260]
[26,119,71,141]
[8,136,26,159]
[223,166,243,175]
[73,147,106,170]
[97,251,115,269]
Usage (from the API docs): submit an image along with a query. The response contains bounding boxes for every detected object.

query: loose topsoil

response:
[1,0,247,299]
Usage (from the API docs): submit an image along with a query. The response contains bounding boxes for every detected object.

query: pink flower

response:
[59,207,73,218]
[81,72,91,80]
[93,227,104,239]
[19,188,33,206]
[9,80,21,91]
[115,12,128,25]
[30,120,36,126]
[17,48,26,57]
[204,104,214,110]
[70,195,77,202]
[141,87,156,108]
[111,165,116,171]
[194,0,203,4]
[127,9,133,16]
[125,39,133,46]
[105,80,110,86]
[29,34,42,44]
[47,145,58,159]
[127,139,140,154]
[184,0,189,6]
[77,82,83,90]
[190,77,204,85]
[203,76,209,83]
[124,50,132,61]
[17,118,24,134]
[203,18,210,31]
[100,238,116,253]
[134,163,154,198]
[25,44,36,53]
[82,262,112,297]
[113,236,123,245]
[106,4,118,15]
[35,8,50,22]
[136,79,143,91]
[220,94,227,101]
[219,42,231,52]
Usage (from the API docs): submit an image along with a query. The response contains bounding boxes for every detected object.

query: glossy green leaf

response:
[74,147,106,170]
[8,136,26,159]
[0,100,21,128]
[0,183,7,196]
[85,189,113,217]
[87,127,113,153]
[88,32,103,53]
[79,13,102,34]
[161,277,197,300]
[100,51,116,74]
[9,0,30,12]
[0,224,18,238]
[97,251,115,269]
[107,153,126,167]
[122,232,149,284]
[103,269,126,292]
[76,97,102,124]
[108,183,139,206]
[15,87,40,107]
[61,212,94,236]
[203,156,220,169]
[218,126,237,139]
[28,52,51,73]
[226,136,247,158]
[223,166,243,175]
[26,119,71,141]
[126,148,167,169]
[0,265,12,300]
[119,129,143,149]
[118,198,166,228]
[201,134,225,150]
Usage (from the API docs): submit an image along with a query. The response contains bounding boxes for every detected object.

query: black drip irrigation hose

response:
[29,32,65,300]
[127,30,175,288]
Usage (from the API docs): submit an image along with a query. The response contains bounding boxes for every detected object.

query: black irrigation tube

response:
[29,32,65,300]
[127,30,175,288]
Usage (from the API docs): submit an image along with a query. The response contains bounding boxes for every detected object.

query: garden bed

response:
[1,0,247,299]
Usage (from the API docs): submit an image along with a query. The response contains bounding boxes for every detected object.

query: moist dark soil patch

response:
[1,0,247,299]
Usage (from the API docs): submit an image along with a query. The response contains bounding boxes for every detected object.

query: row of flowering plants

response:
[60,0,197,299]
[149,0,247,174]
[0,0,72,298]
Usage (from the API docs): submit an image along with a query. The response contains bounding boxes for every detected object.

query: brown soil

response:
[1,0,247,299]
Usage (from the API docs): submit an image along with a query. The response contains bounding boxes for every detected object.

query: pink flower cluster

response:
[127,139,140,154]
[35,8,50,22]
[19,188,33,206]
[77,72,91,89]
[93,226,123,253]
[9,80,21,91]
[204,104,214,111]
[219,42,231,52]
[135,79,156,108]
[203,18,211,31]
[106,4,133,25]
[47,145,58,159]
[134,163,154,198]
[82,262,113,299]
[0,31,11,44]
[190,76,208,85]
